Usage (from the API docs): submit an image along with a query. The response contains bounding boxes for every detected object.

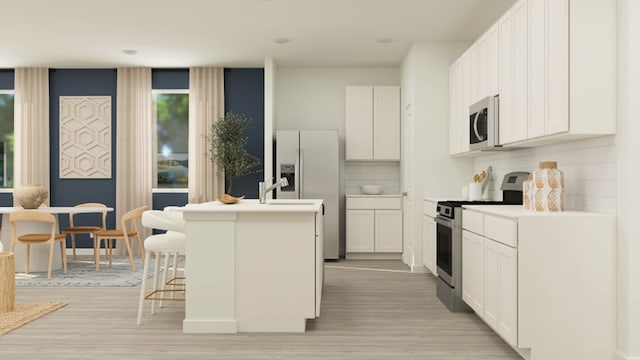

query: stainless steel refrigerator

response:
[276,130,339,259]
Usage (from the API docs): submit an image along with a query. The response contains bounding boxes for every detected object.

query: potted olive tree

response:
[206,112,260,202]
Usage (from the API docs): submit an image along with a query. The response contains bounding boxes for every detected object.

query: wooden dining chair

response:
[94,205,148,272]
[61,203,108,260]
[9,210,68,280]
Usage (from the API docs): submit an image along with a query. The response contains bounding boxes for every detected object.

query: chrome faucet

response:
[259,177,289,204]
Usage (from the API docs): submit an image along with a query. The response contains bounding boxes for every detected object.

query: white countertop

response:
[346,194,402,198]
[462,204,614,219]
[422,196,465,202]
[183,199,323,213]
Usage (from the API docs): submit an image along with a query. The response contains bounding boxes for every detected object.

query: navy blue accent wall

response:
[49,69,118,248]
[0,193,12,206]
[152,69,189,90]
[224,68,264,198]
[152,192,188,210]
[0,70,14,90]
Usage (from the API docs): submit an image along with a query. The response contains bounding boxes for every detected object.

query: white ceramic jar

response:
[532,161,565,212]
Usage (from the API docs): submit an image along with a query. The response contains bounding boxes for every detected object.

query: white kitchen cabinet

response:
[498,9,514,145]
[483,238,499,330]
[462,209,519,348]
[374,210,403,252]
[421,199,438,275]
[345,86,373,160]
[346,196,402,258]
[462,206,615,359]
[487,24,500,97]
[345,86,400,161]
[452,0,614,151]
[461,230,484,316]
[499,0,615,147]
[345,209,375,252]
[448,59,466,156]
[496,242,517,346]
[500,0,528,144]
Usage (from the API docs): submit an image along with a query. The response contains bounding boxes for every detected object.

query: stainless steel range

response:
[435,171,529,312]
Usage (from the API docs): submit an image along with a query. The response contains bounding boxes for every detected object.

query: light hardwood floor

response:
[2,260,521,359]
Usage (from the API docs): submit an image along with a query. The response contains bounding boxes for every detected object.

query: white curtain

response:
[116,68,152,254]
[13,68,50,202]
[188,67,225,203]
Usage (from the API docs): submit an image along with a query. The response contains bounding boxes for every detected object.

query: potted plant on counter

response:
[206,112,260,203]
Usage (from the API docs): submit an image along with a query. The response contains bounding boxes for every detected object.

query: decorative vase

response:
[532,161,565,212]
[522,174,533,210]
[14,184,49,209]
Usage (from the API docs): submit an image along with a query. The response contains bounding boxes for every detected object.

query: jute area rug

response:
[0,302,67,336]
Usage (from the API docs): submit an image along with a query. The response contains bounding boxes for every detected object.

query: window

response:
[0,91,14,188]
[152,90,188,189]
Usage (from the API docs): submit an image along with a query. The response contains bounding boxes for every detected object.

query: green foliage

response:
[206,112,260,195]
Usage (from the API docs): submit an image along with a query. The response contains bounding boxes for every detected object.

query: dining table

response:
[0,206,114,272]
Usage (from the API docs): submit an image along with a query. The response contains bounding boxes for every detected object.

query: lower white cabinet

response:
[483,237,517,345]
[462,230,484,315]
[463,214,518,348]
[374,210,403,252]
[421,199,437,275]
[346,196,402,258]
[346,209,375,252]
[462,206,615,359]
[496,242,517,345]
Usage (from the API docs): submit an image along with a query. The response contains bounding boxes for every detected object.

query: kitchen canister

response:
[522,174,533,210]
[532,161,565,212]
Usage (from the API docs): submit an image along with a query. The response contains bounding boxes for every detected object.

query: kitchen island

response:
[181,199,324,334]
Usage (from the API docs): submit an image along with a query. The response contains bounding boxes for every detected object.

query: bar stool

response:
[137,209,185,325]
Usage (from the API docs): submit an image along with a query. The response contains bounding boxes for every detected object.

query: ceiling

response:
[2,0,515,68]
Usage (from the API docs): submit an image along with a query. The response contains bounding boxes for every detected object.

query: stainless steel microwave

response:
[469,95,501,151]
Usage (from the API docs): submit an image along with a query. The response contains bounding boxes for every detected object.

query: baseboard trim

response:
[616,352,640,360]
[410,264,428,273]
[68,248,95,256]
[345,253,402,260]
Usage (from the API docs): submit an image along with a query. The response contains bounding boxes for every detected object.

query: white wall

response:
[263,58,276,200]
[275,67,401,256]
[616,0,640,358]
[344,161,400,195]
[401,42,474,271]
[473,135,617,214]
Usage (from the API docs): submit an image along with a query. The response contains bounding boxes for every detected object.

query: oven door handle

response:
[435,216,454,227]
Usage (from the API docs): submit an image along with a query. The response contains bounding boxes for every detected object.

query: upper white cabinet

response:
[449,23,498,156]
[499,0,615,146]
[449,59,467,155]
[450,0,616,153]
[345,86,400,161]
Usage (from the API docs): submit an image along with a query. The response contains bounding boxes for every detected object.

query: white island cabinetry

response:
[462,205,615,360]
[181,199,324,334]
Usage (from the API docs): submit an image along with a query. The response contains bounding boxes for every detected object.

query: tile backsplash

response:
[473,136,617,215]
[345,161,401,195]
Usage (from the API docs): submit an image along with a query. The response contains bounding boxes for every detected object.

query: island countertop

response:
[183,199,323,213]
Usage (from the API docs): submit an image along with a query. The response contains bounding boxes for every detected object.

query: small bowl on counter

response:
[361,185,384,195]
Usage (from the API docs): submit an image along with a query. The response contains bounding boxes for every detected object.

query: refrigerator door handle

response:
[300,148,304,199]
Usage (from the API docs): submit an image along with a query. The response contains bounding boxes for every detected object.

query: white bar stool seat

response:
[137,209,186,325]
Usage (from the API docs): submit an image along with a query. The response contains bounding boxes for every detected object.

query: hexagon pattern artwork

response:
[60,96,112,178]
